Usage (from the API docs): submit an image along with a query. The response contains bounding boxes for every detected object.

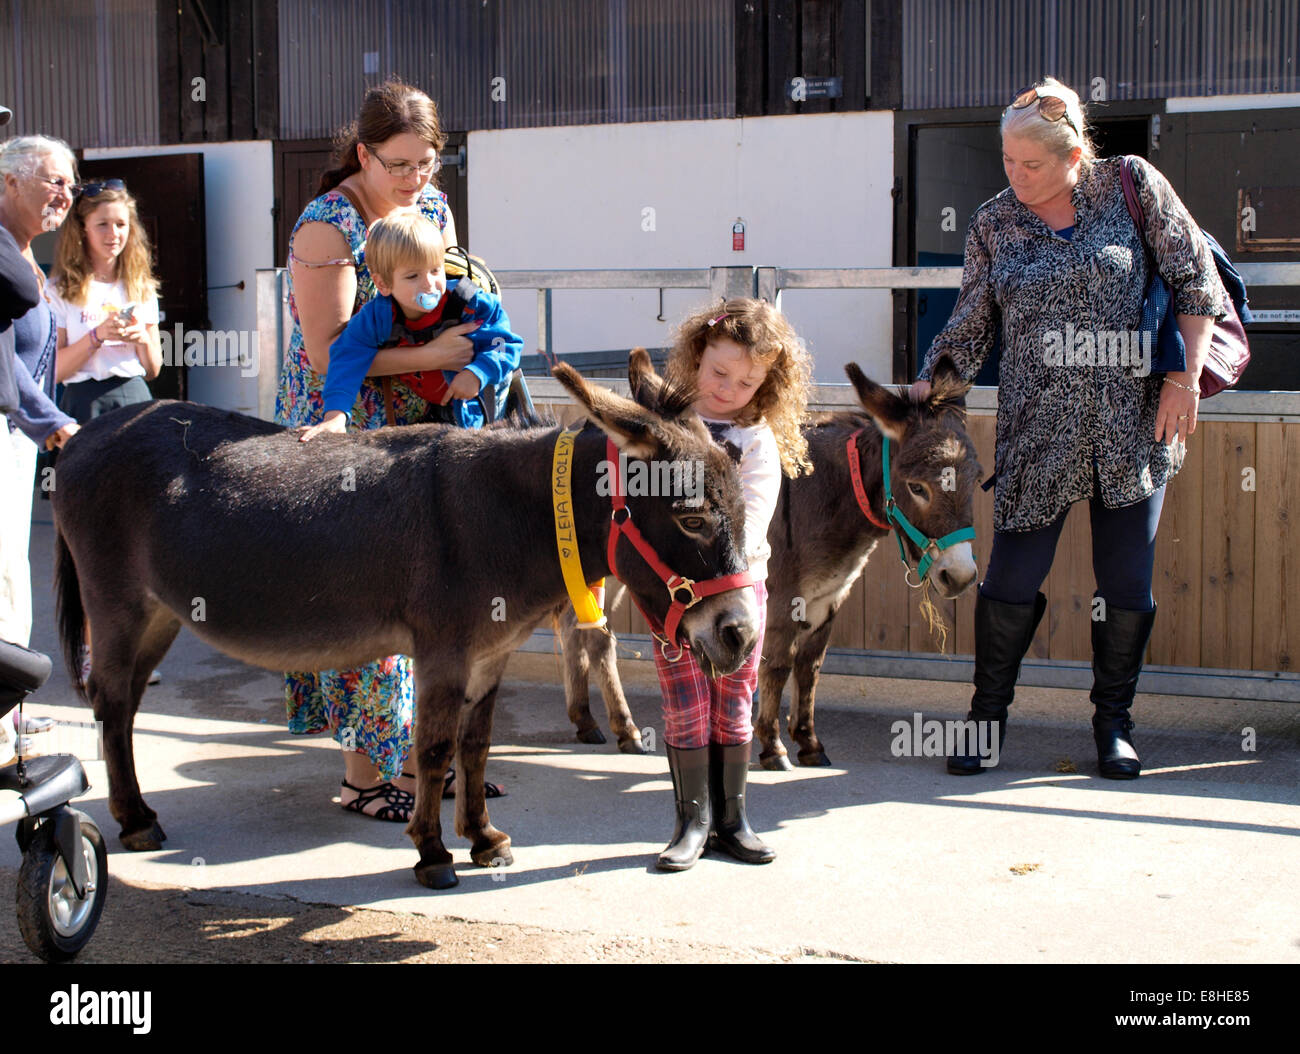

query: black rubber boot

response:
[656,744,711,871]
[707,741,775,864]
[1091,603,1156,780]
[947,590,1047,775]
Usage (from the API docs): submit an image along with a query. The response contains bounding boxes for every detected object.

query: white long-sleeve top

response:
[700,416,782,583]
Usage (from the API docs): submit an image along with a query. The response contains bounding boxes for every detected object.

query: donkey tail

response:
[54,527,88,700]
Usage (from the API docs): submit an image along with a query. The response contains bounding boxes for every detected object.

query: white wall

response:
[467,111,896,383]
[85,141,275,413]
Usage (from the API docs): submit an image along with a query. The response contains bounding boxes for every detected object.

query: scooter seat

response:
[0,640,52,694]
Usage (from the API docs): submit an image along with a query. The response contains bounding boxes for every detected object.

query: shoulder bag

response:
[1118,156,1252,398]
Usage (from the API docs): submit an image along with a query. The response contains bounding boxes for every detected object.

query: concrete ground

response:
[4,508,1298,963]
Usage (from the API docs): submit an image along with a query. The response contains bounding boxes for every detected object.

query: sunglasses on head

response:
[76,178,126,199]
[1010,87,1080,136]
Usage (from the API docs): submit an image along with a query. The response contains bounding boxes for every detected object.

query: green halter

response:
[881,436,977,587]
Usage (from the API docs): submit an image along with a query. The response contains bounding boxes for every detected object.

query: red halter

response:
[603,438,754,651]
[846,428,891,531]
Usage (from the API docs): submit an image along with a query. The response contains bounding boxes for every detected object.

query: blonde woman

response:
[911,78,1227,779]
[46,178,163,685]
[48,179,161,420]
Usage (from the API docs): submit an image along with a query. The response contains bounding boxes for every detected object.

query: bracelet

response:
[89,325,102,349]
[1163,377,1199,396]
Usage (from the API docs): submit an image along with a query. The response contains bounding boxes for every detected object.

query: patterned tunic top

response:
[918,155,1227,532]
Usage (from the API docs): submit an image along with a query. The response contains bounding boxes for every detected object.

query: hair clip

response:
[707,312,728,326]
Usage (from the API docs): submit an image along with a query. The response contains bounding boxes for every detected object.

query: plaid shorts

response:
[653,579,768,749]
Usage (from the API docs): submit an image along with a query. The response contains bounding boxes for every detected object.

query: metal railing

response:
[495,261,1300,360]
[258,262,1300,421]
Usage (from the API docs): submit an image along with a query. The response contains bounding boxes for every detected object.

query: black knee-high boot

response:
[708,740,775,864]
[1091,603,1156,779]
[657,744,711,871]
[947,590,1047,774]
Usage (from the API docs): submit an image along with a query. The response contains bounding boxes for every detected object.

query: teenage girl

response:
[654,298,813,871]
[47,179,161,420]
[46,179,162,685]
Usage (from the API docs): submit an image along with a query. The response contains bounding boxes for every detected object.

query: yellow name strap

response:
[552,427,606,629]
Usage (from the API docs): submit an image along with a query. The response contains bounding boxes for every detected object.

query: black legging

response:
[981,471,1165,613]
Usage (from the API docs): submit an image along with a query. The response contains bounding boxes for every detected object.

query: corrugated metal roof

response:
[279,0,734,138]
[0,0,157,148]
[904,0,1299,110]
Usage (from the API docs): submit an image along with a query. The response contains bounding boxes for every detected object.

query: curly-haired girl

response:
[654,296,813,871]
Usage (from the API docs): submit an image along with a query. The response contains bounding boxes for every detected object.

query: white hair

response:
[1000,77,1096,168]
[0,135,77,182]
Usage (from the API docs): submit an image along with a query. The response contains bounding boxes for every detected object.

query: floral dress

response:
[274,183,449,780]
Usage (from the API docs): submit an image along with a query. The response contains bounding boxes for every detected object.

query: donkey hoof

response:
[120,821,167,851]
[760,753,794,772]
[471,838,512,868]
[798,750,832,767]
[576,727,607,745]
[618,735,648,755]
[414,861,459,890]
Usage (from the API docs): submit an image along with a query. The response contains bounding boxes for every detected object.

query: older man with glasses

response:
[0,113,81,756]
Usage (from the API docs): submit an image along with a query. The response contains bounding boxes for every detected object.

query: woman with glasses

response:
[0,136,79,649]
[911,77,1227,779]
[275,79,500,821]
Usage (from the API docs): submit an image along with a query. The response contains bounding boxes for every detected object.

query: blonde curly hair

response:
[665,298,813,478]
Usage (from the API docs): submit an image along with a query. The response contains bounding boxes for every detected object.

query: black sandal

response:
[341,779,414,822]
[437,766,506,800]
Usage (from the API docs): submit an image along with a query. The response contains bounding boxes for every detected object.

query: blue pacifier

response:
[416,291,440,311]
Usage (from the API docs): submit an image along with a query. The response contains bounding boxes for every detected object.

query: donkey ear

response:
[928,354,972,409]
[845,362,910,443]
[627,347,664,410]
[553,362,662,458]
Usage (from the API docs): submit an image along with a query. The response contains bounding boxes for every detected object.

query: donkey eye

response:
[675,512,714,538]
[907,482,929,499]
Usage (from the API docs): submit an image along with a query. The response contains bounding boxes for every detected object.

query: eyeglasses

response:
[1010,87,1080,136]
[363,146,441,180]
[76,178,126,199]
[38,176,76,196]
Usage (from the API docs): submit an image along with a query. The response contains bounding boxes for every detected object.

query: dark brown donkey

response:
[51,364,758,889]
[560,354,980,770]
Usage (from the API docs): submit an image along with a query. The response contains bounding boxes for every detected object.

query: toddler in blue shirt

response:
[299,212,522,439]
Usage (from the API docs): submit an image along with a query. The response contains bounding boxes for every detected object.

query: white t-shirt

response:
[44,276,159,383]
[700,416,782,583]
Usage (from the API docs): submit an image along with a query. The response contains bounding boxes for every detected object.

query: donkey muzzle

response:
[928,541,978,599]
[682,586,759,677]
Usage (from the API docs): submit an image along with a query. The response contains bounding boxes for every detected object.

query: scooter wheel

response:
[16,811,108,962]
